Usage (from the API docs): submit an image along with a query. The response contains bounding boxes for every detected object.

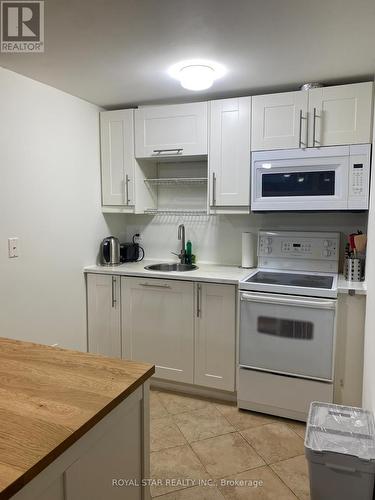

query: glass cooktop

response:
[245,271,334,289]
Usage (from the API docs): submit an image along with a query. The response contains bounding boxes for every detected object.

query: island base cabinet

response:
[65,388,144,500]
[121,277,194,384]
[195,283,236,391]
[11,385,150,500]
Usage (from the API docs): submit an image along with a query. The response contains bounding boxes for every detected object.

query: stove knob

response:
[323,240,332,247]
[323,249,331,257]
[265,247,272,254]
[266,237,273,244]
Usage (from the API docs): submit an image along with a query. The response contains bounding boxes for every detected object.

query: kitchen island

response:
[0,338,154,500]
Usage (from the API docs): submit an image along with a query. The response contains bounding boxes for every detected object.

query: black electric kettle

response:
[101,236,120,266]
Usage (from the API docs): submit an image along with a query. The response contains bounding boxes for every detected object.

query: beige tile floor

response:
[149,388,310,499]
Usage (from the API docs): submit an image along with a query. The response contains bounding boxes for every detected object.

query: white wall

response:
[120,212,367,269]
[0,67,120,350]
[362,98,375,412]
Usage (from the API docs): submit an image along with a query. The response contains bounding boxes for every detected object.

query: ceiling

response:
[1,0,375,108]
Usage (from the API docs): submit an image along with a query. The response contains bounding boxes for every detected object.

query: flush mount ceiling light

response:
[168,60,226,91]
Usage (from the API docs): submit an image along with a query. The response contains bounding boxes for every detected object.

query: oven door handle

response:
[240,293,336,310]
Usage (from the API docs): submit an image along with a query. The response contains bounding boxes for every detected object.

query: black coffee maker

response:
[120,234,145,263]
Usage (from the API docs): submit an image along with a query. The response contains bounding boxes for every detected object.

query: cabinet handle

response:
[139,282,171,289]
[298,109,306,148]
[313,107,319,147]
[196,283,201,317]
[111,276,116,308]
[125,174,130,205]
[212,172,216,206]
[152,148,183,155]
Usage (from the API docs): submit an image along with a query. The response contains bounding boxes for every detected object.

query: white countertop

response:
[84,262,367,294]
[84,260,253,285]
[337,274,367,295]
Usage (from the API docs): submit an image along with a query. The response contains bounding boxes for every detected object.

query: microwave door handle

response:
[240,293,336,310]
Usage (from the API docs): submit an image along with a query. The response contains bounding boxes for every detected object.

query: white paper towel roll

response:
[242,232,256,268]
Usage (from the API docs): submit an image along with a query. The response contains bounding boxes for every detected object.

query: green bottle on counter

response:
[186,240,192,265]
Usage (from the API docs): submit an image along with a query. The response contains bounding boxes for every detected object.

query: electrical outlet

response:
[8,237,19,258]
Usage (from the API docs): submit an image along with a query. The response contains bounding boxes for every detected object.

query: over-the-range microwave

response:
[251,144,371,211]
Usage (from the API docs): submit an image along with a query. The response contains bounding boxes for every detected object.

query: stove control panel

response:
[258,232,339,261]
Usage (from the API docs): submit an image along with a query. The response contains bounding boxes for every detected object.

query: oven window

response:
[258,317,314,340]
[262,171,335,197]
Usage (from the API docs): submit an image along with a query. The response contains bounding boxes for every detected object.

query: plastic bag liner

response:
[305,402,375,461]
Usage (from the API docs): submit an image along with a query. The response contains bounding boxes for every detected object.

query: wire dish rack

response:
[144,177,208,186]
[144,208,208,216]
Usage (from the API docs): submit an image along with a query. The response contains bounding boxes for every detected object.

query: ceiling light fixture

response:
[168,60,226,91]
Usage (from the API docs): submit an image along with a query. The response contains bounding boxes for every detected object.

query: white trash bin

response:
[305,402,375,500]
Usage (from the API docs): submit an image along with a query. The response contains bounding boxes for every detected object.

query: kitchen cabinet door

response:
[100,109,136,209]
[308,82,373,147]
[122,277,194,383]
[87,273,121,358]
[195,283,236,391]
[251,91,308,151]
[135,102,208,158]
[209,97,251,208]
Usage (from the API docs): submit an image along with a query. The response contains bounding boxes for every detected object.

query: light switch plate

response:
[8,237,19,258]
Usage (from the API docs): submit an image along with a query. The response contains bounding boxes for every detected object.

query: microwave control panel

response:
[258,231,339,261]
[348,144,371,209]
[350,163,365,195]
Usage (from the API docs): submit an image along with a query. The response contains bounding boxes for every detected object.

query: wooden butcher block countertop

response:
[0,337,154,499]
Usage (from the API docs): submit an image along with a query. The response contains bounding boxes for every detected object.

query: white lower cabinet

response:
[335,293,366,406]
[195,283,236,391]
[87,274,121,358]
[121,277,194,384]
[87,274,236,391]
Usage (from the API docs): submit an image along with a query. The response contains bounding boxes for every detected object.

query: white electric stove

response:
[238,231,340,422]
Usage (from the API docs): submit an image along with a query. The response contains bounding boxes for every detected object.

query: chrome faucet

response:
[171,224,186,263]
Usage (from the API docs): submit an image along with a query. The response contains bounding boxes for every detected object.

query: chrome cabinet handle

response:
[111,276,116,308]
[140,283,171,289]
[212,172,216,206]
[196,283,201,317]
[298,109,306,148]
[152,148,183,155]
[125,174,130,205]
[313,107,319,147]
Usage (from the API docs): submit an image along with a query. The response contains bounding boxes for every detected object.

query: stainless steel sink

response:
[144,263,198,272]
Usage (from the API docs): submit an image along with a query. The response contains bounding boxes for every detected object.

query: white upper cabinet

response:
[209,97,251,208]
[195,283,236,391]
[135,102,208,158]
[100,109,136,209]
[308,82,373,147]
[252,91,308,151]
[252,82,373,151]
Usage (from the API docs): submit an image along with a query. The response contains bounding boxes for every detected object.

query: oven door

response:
[251,149,349,211]
[239,292,336,381]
